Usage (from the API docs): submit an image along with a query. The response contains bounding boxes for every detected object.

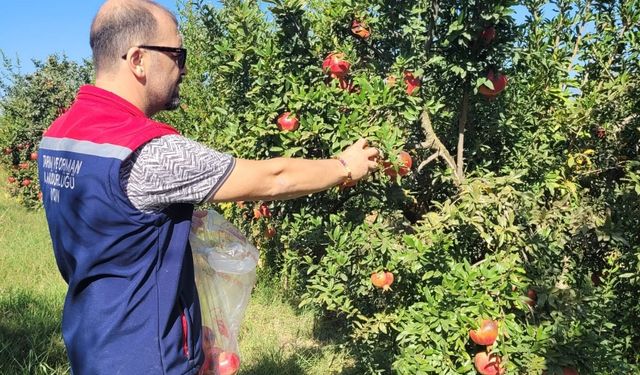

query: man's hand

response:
[191,210,208,233]
[337,138,380,182]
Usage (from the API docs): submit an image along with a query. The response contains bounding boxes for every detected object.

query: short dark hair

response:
[89,1,176,72]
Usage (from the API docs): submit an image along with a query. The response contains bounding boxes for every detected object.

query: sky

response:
[0,1,533,76]
[0,0,180,74]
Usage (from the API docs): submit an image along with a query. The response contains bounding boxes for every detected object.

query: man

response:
[37,0,379,374]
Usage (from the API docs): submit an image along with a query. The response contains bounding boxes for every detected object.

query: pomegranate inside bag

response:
[190,210,259,375]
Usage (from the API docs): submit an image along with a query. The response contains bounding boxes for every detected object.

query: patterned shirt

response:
[120,134,235,213]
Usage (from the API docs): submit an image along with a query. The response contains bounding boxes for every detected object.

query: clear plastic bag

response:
[191,210,259,375]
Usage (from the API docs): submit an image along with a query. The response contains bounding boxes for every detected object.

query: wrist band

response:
[333,156,353,186]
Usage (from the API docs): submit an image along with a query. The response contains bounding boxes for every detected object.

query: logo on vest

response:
[41,155,84,203]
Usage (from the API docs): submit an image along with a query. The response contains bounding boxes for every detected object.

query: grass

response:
[238,278,357,375]
[0,168,355,375]
[0,169,69,375]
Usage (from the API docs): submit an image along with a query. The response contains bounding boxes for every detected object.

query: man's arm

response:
[210,138,379,202]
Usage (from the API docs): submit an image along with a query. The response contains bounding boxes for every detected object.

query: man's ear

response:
[125,48,146,79]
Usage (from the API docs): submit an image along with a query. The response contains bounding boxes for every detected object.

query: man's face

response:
[146,12,186,115]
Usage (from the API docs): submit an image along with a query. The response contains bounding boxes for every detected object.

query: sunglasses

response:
[121,45,187,69]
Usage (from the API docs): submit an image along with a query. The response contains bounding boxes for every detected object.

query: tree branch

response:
[424,0,439,59]
[576,160,629,178]
[417,152,440,172]
[594,3,627,92]
[455,89,470,182]
[563,0,591,91]
[418,110,461,186]
[620,114,639,128]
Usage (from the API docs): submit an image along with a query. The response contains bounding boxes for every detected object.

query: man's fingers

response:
[191,210,207,233]
[193,210,208,218]
[355,138,368,149]
[365,146,379,158]
[190,218,204,233]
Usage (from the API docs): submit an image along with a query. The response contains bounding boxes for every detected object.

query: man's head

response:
[91,0,186,116]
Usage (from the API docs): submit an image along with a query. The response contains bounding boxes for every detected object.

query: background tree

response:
[0,54,92,208]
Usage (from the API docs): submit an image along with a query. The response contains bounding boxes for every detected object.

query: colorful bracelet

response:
[333,156,353,186]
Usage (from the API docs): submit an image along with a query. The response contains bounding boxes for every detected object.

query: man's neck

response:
[94,76,150,117]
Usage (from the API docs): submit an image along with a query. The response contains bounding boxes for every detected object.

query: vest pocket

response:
[178,296,192,359]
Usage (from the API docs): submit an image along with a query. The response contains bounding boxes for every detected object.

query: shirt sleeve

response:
[120,134,236,213]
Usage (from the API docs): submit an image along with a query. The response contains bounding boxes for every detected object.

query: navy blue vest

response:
[38,86,204,374]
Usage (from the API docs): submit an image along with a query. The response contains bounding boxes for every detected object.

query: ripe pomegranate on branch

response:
[382,151,413,177]
[469,319,499,346]
[474,352,504,375]
[350,19,370,39]
[322,52,350,78]
[371,271,394,291]
[478,71,508,98]
[276,112,299,131]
